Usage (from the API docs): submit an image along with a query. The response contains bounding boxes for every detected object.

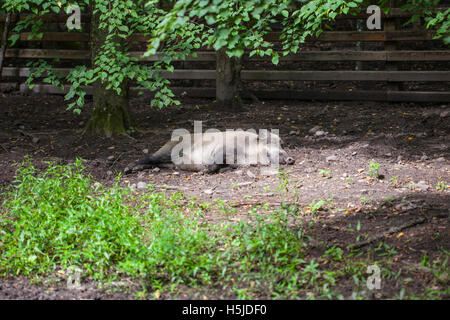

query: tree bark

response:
[86,6,134,137]
[215,47,243,110]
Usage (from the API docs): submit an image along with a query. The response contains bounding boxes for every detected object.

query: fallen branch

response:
[230,201,280,207]
[157,185,186,190]
[351,216,426,249]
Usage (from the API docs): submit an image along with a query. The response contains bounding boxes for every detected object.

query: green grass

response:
[1,159,447,299]
[1,158,144,279]
[0,159,311,296]
[318,169,332,179]
[367,160,380,178]
[435,181,448,191]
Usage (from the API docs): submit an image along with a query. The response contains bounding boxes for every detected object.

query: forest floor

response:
[0,92,448,299]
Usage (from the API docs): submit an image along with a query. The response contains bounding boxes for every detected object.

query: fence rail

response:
[5,49,450,61]
[1,9,449,103]
[14,30,438,43]
[1,8,447,22]
[3,67,450,82]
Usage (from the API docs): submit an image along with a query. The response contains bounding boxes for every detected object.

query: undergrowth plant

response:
[1,159,447,299]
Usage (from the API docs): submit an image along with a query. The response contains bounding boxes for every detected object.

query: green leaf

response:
[271,54,279,65]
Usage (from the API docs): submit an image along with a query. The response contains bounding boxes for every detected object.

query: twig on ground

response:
[351,216,426,249]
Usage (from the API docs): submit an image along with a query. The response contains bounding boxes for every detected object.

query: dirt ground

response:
[0,92,448,299]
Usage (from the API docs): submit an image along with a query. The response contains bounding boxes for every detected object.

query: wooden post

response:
[0,12,12,80]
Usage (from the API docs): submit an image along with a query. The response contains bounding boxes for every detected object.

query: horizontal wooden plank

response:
[0,82,19,92]
[0,13,91,23]
[242,70,450,82]
[137,51,217,62]
[2,8,448,22]
[251,50,450,61]
[131,31,439,42]
[17,84,450,102]
[386,51,450,61]
[247,90,450,102]
[4,49,212,61]
[5,68,450,82]
[15,30,437,43]
[3,67,73,77]
[19,32,90,42]
[5,49,450,62]
[266,31,437,42]
[5,49,90,59]
[19,83,90,95]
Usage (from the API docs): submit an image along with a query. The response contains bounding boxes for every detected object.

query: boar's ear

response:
[258,129,269,141]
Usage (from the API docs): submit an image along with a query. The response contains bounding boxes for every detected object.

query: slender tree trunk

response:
[216,48,243,110]
[0,12,12,80]
[86,7,134,137]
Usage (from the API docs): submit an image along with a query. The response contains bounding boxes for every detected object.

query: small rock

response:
[32,137,40,144]
[236,181,254,187]
[397,155,403,162]
[204,189,213,195]
[420,155,428,161]
[439,110,449,118]
[304,167,316,173]
[172,171,180,175]
[137,182,148,189]
[259,167,278,176]
[351,152,357,156]
[107,155,115,161]
[106,170,113,176]
[79,121,84,126]
[342,173,348,178]
[289,130,297,136]
[234,170,243,175]
[326,155,338,162]
[246,170,256,178]
[19,125,25,130]
[416,181,430,191]
[435,157,446,162]
[92,160,101,167]
[315,130,327,137]
[152,167,160,172]
[422,110,436,118]
[309,125,322,134]
[416,132,427,138]
[143,149,149,154]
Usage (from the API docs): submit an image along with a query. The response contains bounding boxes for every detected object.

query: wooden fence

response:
[1,9,449,102]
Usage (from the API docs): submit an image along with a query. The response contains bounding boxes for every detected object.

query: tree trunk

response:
[216,48,243,110]
[86,7,134,137]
